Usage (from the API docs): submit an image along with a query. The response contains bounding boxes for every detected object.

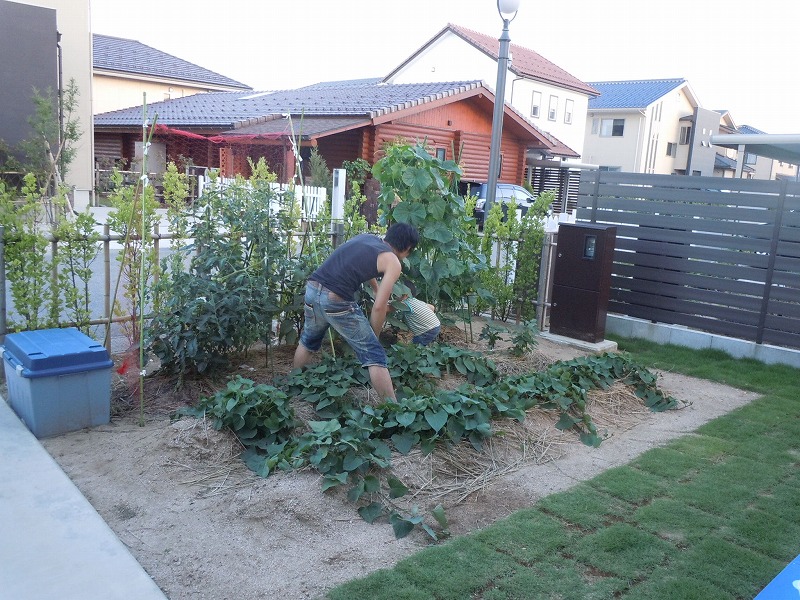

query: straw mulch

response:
[388,382,651,509]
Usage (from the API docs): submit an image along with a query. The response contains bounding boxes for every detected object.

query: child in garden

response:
[394,281,441,346]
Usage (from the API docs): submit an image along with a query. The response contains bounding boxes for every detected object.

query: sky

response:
[91,0,800,135]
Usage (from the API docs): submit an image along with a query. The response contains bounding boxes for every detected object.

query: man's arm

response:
[370,252,402,337]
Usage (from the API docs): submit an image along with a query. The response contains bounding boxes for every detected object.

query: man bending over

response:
[292,223,419,400]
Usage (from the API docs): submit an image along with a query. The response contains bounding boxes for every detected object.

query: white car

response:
[471,183,535,227]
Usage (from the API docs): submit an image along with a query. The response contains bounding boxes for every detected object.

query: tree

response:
[19,78,82,212]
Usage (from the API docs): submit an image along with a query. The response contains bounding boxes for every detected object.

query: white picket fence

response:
[198,176,328,220]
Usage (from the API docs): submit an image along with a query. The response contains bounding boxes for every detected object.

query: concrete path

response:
[0,397,167,600]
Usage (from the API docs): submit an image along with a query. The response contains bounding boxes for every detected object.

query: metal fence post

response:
[756,179,787,345]
[536,232,556,333]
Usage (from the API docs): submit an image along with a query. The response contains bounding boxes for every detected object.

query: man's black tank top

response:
[309,234,392,300]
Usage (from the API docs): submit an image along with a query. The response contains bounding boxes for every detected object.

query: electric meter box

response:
[550,223,617,343]
[2,328,113,438]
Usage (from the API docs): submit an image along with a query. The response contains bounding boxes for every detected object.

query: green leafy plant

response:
[147,160,304,381]
[53,207,101,335]
[475,190,553,322]
[106,168,161,349]
[188,341,676,540]
[341,158,371,199]
[479,320,508,350]
[513,191,553,321]
[372,141,488,310]
[307,147,332,196]
[181,375,297,475]
[509,319,539,357]
[0,174,64,331]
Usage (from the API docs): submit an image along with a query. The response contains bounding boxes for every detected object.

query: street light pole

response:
[485,0,521,217]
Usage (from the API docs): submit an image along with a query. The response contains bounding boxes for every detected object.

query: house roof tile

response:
[94,80,483,127]
[224,115,369,139]
[299,78,384,89]
[588,78,686,110]
[445,24,599,96]
[715,152,754,172]
[738,124,767,135]
[95,79,577,157]
[93,34,251,90]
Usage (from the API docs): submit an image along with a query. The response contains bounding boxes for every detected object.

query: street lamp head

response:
[497,0,521,18]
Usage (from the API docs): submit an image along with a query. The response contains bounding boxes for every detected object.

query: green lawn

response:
[327,337,800,600]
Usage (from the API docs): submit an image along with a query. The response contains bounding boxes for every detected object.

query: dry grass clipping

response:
[165,417,257,498]
[390,381,653,509]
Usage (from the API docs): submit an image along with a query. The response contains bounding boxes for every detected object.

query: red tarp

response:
[150,124,286,145]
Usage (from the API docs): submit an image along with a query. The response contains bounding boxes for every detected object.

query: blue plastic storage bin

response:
[2,328,113,438]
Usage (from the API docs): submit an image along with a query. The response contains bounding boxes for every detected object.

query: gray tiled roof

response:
[588,78,686,110]
[299,78,383,89]
[94,80,485,128]
[95,79,577,157]
[224,116,370,138]
[93,34,251,90]
[714,152,754,172]
[738,124,767,135]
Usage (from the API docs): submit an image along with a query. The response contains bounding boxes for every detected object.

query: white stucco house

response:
[384,23,598,161]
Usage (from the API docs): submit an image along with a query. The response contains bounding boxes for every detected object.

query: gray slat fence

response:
[576,170,800,350]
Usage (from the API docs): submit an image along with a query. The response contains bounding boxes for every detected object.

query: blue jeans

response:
[298,281,387,368]
[413,326,440,346]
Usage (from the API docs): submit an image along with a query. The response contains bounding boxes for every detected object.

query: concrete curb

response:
[605,314,800,369]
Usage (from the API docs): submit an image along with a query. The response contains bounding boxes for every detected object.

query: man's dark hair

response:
[384,223,419,253]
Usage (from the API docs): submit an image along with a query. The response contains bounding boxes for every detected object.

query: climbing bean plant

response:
[372,142,490,309]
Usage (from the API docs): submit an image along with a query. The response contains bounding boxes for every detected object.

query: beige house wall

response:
[583,85,705,176]
[771,159,798,180]
[647,88,695,174]
[582,110,646,172]
[15,0,94,209]
[93,74,233,114]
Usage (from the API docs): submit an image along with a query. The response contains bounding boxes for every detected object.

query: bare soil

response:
[41,326,760,600]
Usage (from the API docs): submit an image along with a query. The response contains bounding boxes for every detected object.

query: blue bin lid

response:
[2,328,113,378]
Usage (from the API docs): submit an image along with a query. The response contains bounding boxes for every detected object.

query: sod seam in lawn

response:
[327,339,799,600]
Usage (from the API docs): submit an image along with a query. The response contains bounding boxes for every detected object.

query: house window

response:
[745,152,757,165]
[666,142,677,157]
[591,118,599,134]
[600,118,625,137]
[679,126,692,145]
[436,148,446,161]
[531,91,542,118]
[599,166,621,172]
[564,99,574,124]
[548,95,558,121]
